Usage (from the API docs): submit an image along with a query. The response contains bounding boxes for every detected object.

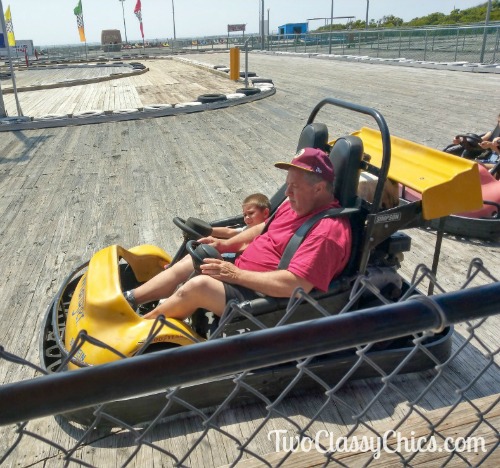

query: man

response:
[453,113,500,163]
[126,147,352,320]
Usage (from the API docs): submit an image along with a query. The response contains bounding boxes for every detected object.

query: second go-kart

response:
[354,127,500,241]
[39,98,482,427]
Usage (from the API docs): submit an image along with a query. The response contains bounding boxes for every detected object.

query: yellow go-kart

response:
[40,97,482,426]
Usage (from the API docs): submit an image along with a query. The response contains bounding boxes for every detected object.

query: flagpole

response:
[0,0,22,116]
[0,76,6,117]
[82,0,87,60]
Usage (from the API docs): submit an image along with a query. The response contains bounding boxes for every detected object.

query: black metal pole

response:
[0,283,499,426]
[480,0,492,63]
[261,0,265,50]
[328,0,333,54]
[119,0,128,44]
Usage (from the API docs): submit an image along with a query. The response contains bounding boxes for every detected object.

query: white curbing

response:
[0,55,276,131]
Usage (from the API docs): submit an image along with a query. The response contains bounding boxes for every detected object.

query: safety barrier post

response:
[229,47,240,81]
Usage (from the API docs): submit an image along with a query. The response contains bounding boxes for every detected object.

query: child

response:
[211,193,271,239]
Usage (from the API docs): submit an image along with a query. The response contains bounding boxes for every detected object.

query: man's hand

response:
[198,236,227,252]
[200,258,240,283]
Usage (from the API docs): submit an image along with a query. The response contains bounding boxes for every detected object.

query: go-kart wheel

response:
[173,216,213,240]
[186,240,222,273]
[455,133,482,151]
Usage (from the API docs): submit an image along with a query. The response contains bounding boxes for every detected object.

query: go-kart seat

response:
[329,135,365,276]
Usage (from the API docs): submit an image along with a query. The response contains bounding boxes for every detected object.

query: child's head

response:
[242,193,271,227]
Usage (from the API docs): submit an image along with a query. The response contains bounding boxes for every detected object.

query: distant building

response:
[101,29,122,52]
[278,23,308,36]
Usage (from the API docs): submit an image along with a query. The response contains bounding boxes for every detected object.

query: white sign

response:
[0,39,34,57]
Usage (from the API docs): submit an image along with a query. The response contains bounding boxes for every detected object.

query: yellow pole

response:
[229,47,240,81]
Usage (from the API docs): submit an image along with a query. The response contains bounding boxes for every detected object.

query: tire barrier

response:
[239,71,257,77]
[112,109,139,115]
[225,93,246,100]
[254,83,275,90]
[175,102,203,108]
[236,87,262,96]
[251,78,274,84]
[196,94,228,104]
[0,56,275,131]
[33,114,69,121]
[143,104,173,112]
[72,110,105,118]
[255,49,500,74]
[0,116,32,125]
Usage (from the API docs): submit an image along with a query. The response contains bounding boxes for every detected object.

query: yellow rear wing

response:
[352,127,483,220]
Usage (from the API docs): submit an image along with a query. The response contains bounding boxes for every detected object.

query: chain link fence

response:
[0,258,498,467]
[266,25,500,64]
[5,24,498,66]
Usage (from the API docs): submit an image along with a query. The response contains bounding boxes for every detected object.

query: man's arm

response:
[200,258,314,297]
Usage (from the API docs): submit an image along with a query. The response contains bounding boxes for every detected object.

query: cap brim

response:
[274,162,313,172]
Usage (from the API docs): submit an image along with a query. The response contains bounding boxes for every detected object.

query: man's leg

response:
[142,275,226,321]
[132,255,194,305]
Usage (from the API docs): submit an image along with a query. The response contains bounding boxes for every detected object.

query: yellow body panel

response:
[351,127,483,220]
[66,245,203,367]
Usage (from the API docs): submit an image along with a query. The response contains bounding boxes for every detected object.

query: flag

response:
[134,0,144,38]
[5,5,16,46]
[74,0,86,43]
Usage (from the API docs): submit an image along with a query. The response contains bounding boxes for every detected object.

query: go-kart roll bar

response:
[306,97,392,217]
[307,97,392,274]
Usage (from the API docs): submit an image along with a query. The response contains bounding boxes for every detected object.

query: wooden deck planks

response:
[0,53,498,466]
[2,59,239,116]
[232,394,500,467]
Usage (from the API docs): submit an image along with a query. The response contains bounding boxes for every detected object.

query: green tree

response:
[313,1,500,31]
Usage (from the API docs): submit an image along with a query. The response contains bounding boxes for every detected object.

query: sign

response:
[0,16,4,48]
[227,24,245,33]
[1,40,34,56]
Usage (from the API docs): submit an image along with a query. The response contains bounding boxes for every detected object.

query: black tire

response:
[251,78,274,84]
[197,93,227,104]
[213,65,227,69]
[236,87,261,96]
[239,71,257,77]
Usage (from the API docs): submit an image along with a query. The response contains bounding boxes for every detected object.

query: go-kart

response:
[352,127,500,241]
[443,127,500,169]
[39,98,482,427]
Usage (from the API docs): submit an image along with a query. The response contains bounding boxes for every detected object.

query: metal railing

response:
[3,24,498,65]
[0,258,498,466]
[265,24,500,64]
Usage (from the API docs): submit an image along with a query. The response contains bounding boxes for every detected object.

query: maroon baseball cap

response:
[275,147,334,182]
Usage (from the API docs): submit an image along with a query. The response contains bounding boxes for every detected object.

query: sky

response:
[0,0,490,46]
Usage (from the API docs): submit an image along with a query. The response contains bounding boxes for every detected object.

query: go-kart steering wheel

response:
[186,240,222,273]
[173,216,213,240]
[455,133,482,151]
